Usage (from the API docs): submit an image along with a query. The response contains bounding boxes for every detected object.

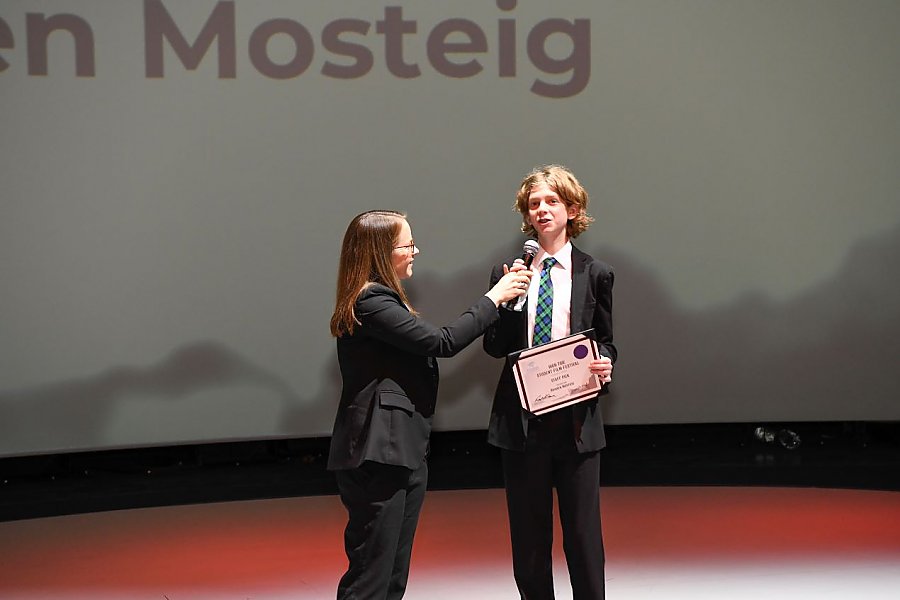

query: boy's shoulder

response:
[571,245,614,275]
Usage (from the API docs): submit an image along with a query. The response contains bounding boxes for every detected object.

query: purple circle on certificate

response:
[573,344,589,359]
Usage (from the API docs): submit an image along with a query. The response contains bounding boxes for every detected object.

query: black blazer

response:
[483,245,616,453]
[327,283,499,471]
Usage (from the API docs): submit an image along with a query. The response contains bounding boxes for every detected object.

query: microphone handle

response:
[502,254,535,311]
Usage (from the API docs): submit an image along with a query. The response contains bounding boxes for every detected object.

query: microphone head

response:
[522,239,540,257]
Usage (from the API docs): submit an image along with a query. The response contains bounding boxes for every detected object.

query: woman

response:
[327,210,531,599]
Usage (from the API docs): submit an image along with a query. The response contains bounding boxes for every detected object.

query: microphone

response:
[503,239,540,311]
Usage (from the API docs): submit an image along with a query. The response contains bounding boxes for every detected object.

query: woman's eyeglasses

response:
[393,241,417,253]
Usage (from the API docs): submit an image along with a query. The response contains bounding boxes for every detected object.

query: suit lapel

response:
[570,245,588,334]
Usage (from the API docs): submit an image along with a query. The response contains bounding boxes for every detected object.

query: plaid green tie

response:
[532,257,557,346]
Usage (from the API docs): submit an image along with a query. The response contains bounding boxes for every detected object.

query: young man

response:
[483,165,616,599]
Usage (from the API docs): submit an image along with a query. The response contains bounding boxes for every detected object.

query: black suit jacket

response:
[483,245,616,453]
[327,283,499,471]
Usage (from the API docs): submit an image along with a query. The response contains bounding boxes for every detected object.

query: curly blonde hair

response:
[514,164,594,238]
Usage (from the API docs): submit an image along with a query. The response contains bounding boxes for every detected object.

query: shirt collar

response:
[534,241,573,272]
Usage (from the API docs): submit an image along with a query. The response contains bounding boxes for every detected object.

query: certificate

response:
[509,330,602,416]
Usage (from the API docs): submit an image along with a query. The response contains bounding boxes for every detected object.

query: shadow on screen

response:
[2,222,898,458]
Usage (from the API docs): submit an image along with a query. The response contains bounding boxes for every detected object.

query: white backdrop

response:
[2,0,899,457]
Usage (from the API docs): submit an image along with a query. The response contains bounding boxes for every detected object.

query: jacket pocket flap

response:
[378,391,414,412]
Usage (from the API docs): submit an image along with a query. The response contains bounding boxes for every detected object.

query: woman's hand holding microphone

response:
[486,261,533,307]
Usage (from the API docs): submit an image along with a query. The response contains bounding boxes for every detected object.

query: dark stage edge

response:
[1,421,898,522]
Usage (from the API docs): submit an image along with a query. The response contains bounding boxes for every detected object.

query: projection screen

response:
[2,0,899,458]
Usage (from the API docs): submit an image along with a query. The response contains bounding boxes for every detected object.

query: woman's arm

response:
[357,286,500,358]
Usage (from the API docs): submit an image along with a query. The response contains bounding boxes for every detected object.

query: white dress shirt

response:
[527,242,573,347]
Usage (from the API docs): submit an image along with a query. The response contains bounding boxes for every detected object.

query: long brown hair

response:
[515,164,594,238]
[330,210,415,337]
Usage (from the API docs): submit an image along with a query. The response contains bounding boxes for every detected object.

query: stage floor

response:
[2,486,899,599]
